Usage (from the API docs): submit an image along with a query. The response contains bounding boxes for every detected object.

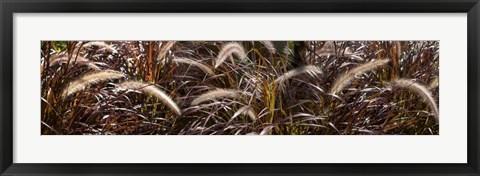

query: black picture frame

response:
[1,0,479,175]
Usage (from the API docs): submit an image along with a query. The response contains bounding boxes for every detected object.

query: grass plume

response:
[214,42,247,68]
[191,88,247,105]
[428,77,439,90]
[61,70,125,98]
[49,55,101,70]
[392,79,439,122]
[82,41,118,53]
[157,41,176,62]
[117,81,182,116]
[274,65,322,86]
[330,58,390,94]
[173,57,215,76]
[260,41,276,53]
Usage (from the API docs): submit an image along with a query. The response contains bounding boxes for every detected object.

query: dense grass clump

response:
[41,41,439,135]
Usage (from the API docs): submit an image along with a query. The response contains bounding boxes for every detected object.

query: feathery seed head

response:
[82,41,118,54]
[173,57,215,76]
[274,65,322,86]
[330,58,390,94]
[259,41,277,53]
[156,41,176,62]
[117,81,182,115]
[61,70,125,98]
[392,79,439,122]
[191,88,248,106]
[214,42,247,68]
[49,55,101,71]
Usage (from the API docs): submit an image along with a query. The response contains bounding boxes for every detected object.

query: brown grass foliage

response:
[41,41,439,135]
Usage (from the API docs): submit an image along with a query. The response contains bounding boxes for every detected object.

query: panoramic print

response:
[41,41,439,135]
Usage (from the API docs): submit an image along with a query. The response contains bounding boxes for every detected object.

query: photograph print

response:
[41,41,439,135]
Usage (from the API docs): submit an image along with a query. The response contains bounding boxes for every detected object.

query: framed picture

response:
[1,0,479,175]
